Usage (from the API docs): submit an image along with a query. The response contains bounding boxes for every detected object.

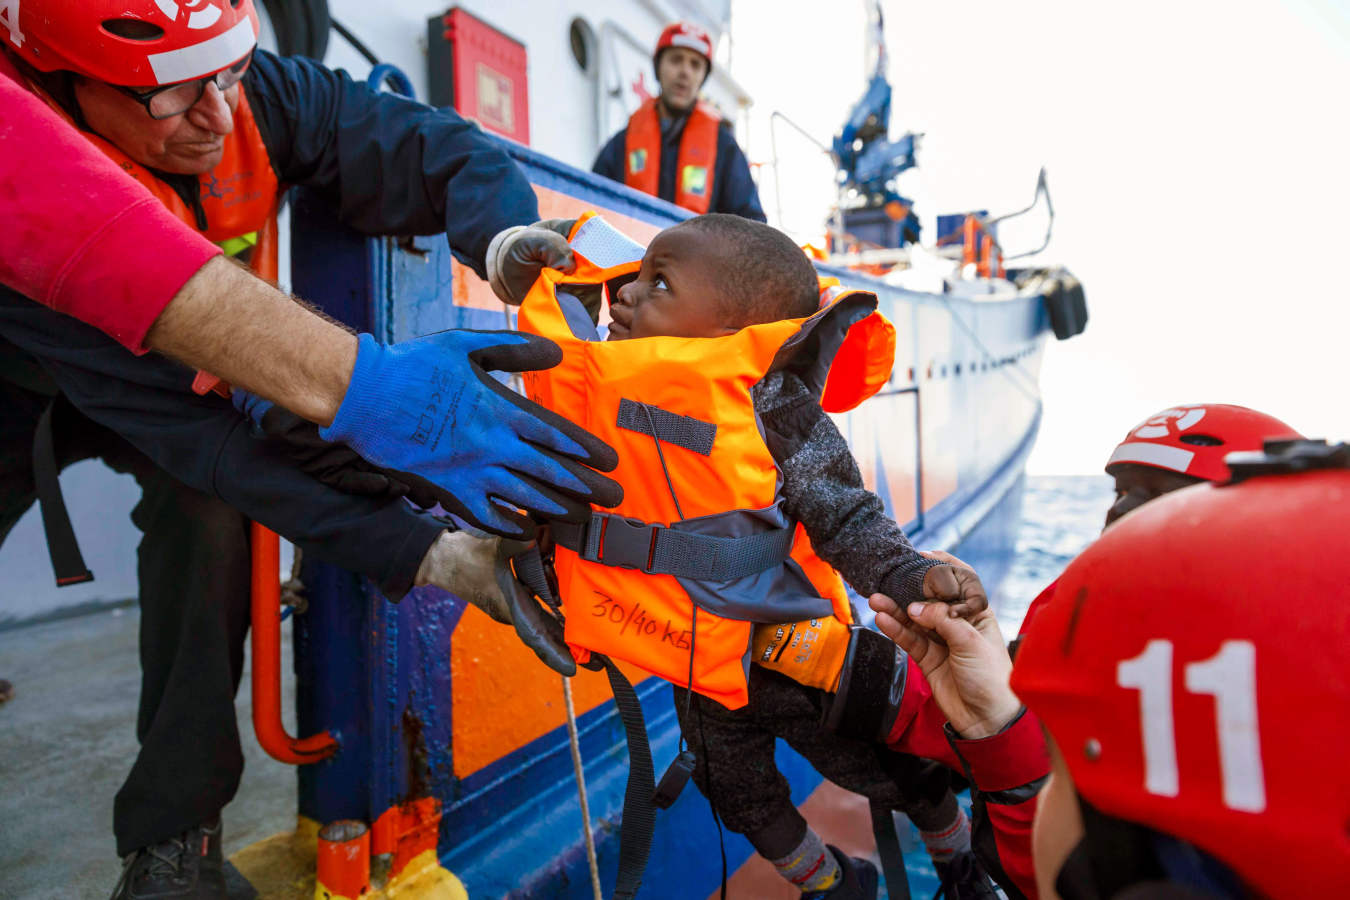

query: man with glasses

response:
[0,3,613,897]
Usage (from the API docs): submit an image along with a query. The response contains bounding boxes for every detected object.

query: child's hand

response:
[920,551,989,620]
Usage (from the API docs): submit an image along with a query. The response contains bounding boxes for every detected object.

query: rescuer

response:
[592,22,766,221]
[874,439,1350,899]
[0,3,618,897]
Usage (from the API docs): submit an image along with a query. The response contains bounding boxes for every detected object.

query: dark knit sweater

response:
[752,370,937,608]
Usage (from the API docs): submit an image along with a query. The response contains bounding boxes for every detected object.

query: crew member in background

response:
[592,22,766,221]
[0,3,617,898]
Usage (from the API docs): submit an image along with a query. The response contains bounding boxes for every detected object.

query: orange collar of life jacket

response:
[517,213,896,708]
[30,77,278,248]
[624,98,721,214]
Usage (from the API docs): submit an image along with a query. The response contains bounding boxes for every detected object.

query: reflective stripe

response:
[571,216,645,268]
[147,18,255,84]
[1107,441,1195,473]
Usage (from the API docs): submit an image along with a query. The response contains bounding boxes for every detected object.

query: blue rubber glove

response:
[313,330,621,538]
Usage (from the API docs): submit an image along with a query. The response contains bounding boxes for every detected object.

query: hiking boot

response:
[805,846,879,900]
[111,820,227,899]
[933,848,1000,899]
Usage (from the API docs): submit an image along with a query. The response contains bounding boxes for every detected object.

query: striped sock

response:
[770,828,841,893]
[918,806,971,863]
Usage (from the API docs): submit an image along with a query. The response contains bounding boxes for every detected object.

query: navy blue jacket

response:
[0,49,545,595]
[592,109,766,222]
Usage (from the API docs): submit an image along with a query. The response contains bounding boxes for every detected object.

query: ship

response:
[0,1,1085,898]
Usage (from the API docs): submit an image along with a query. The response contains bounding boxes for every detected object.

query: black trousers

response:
[0,383,252,856]
[674,666,957,859]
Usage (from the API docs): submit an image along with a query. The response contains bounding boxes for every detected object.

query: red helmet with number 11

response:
[1013,441,1350,898]
[4,0,259,87]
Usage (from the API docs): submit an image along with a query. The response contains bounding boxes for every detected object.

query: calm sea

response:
[994,475,1115,637]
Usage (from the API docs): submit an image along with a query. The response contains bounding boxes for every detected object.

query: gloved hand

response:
[485,219,577,306]
[415,530,575,675]
[317,330,622,538]
[243,403,417,500]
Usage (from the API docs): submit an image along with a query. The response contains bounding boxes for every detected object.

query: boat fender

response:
[1041,268,1088,340]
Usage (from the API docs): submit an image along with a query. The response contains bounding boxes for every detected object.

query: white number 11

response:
[1116,639,1266,813]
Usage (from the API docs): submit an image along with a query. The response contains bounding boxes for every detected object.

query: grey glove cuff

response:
[485,225,527,305]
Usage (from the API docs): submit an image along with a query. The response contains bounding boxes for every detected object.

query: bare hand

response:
[869,593,1020,739]
[921,558,989,620]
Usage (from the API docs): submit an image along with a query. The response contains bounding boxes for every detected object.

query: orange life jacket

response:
[30,78,278,248]
[518,213,896,709]
[623,98,721,215]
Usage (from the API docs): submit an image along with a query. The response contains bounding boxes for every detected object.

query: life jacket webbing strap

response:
[554,512,795,581]
[32,400,94,587]
[585,652,657,900]
[616,399,717,457]
[869,799,913,900]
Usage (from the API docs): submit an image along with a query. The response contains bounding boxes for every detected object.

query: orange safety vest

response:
[518,213,897,709]
[623,98,721,215]
[30,78,278,248]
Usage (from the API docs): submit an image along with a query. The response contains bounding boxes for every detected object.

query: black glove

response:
[821,626,909,742]
[253,405,415,500]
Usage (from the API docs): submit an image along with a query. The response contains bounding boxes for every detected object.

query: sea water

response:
[995,475,1115,637]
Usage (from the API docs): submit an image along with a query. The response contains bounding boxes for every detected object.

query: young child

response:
[523,213,999,899]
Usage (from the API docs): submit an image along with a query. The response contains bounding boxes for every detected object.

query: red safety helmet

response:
[1105,403,1300,483]
[653,21,713,82]
[1013,443,1350,898]
[4,0,259,87]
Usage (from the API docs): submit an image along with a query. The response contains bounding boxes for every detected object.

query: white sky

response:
[729,0,1350,473]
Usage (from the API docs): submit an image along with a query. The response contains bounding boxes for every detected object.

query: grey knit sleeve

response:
[752,371,937,605]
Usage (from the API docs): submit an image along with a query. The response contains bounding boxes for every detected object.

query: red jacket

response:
[886,657,1047,899]
[0,51,222,353]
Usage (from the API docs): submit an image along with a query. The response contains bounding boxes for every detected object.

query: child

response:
[517,213,999,899]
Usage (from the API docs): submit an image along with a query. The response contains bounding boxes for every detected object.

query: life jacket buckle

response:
[588,513,661,573]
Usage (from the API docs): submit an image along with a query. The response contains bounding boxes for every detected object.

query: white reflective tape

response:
[571,216,645,268]
[1107,442,1195,473]
[670,34,709,54]
[147,17,254,84]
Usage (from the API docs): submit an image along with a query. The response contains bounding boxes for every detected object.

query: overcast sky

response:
[730,0,1349,473]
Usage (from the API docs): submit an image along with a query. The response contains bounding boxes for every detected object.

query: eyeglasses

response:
[113,49,254,120]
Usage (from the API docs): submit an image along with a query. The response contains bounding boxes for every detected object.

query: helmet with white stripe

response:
[4,0,258,87]
[653,21,713,83]
[1105,404,1300,483]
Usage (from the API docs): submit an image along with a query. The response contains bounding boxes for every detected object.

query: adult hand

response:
[486,220,577,306]
[319,330,622,538]
[869,594,1021,740]
[415,531,574,675]
[244,404,414,500]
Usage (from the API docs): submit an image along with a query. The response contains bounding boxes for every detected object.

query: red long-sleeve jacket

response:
[0,52,222,352]
[886,657,1048,899]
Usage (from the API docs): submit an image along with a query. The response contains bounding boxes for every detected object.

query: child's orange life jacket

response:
[518,214,896,709]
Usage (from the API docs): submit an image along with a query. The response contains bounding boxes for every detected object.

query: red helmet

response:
[653,21,713,82]
[5,0,259,87]
[1013,442,1350,898]
[1105,403,1301,482]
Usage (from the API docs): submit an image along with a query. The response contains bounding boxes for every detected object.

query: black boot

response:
[933,848,1000,899]
[805,846,880,900]
[110,820,227,899]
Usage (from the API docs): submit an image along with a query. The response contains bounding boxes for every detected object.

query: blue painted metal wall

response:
[289,138,1049,899]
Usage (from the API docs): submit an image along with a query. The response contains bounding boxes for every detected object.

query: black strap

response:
[553,512,794,581]
[870,799,912,900]
[32,400,93,587]
[616,399,717,456]
[588,653,657,900]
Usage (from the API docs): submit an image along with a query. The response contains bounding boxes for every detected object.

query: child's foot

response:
[803,846,878,899]
[933,848,1000,898]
